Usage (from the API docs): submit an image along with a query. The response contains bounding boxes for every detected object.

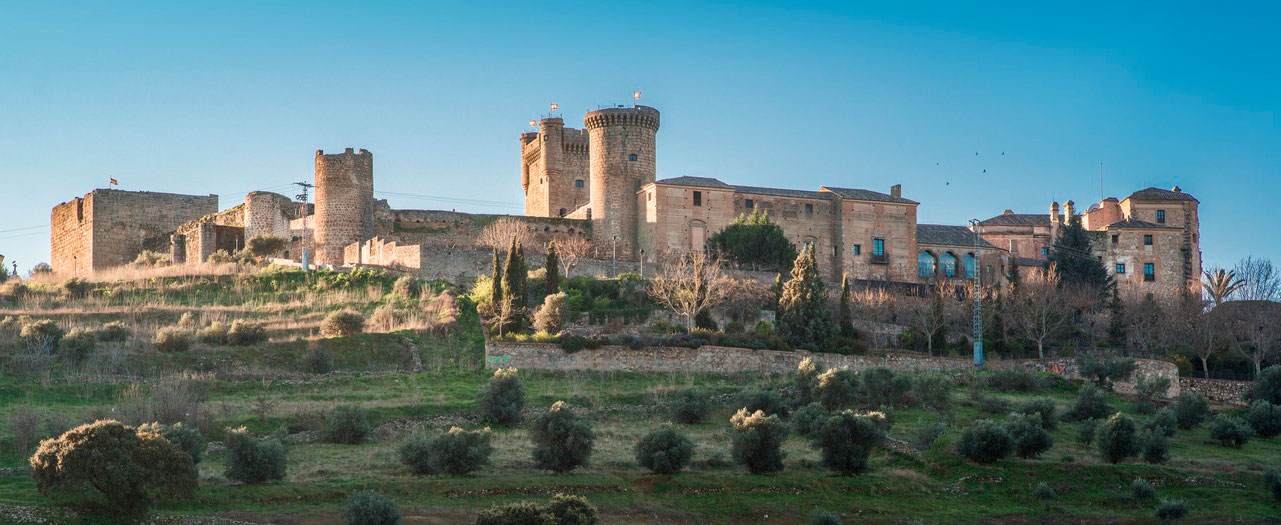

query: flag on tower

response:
[550,103,558,111]
[633,91,642,100]
[529,120,536,127]
[109,177,118,186]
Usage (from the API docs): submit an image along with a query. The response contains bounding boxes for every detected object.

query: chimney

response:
[1003,209,1014,216]
[1050,201,1061,243]
[1064,200,1076,222]
[890,184,902,198]
[1172,185,1182,193]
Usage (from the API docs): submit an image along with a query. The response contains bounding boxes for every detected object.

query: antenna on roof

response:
[1099,162,1104,202]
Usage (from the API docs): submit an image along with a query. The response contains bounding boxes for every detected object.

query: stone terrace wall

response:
[987,357,1180,398]
[1179,377,1250,406]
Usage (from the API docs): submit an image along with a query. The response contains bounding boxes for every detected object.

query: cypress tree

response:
[1051,213,1109,289]
[501,238,528,333]
[1107,285,1127,349]
[545,240,561,294]
[772,272,784,307]
[839,275,855,338]
[778,244,834,346]
[490,248,503,314]
[1007,260,1021,291]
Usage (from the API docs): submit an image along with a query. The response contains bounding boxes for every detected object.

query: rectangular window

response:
[1111,234,1118,245]
[1156,209,1166,223]
[852,244,861,256]
[1144,263,1155,281]
[1144,234,1153,246]
[745,199,754,209]
[1116,263,1126,274]
[693,191,702,206]
[1041,247,1049,256]
[873,238,885,256]
[574,179,583,188]
[805,203,814,214]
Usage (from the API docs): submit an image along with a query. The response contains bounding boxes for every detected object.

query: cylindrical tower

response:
[314,148,374,266]
[584,105,659,259]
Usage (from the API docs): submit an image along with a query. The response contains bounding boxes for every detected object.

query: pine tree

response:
[778,244,834,346]
[1107,285,1127,349]
[501,238,528,333]
[839,275,855,338]
[545,240,561,294]
[1051,213,1110,289]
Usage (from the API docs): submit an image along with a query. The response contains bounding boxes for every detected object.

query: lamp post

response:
[969,219,984,368]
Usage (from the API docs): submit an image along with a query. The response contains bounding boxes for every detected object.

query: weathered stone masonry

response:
[51,190,218,275]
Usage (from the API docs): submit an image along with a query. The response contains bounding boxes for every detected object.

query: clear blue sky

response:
[1,2,1277,275]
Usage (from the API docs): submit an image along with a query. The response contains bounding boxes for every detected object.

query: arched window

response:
[965,253,977,279]
[918,252,936,277]
[941,252,957,277]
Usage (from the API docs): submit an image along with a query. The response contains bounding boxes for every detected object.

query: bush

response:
[813,368,858,410]
[913,373,953,411]
[1172,391,1210,429]
[132,250,172,267]
[729,408,790,474]
[20,319,64,352]
[1155,499,1188,523]
[29,420,196,520]
[860,367,911,407]
[791,403,829,438]
[530,401,594,473]
[545,493,599,525]
[635,426,694,474]
[1077,419,1098,445]
[302,349,334,374]
[1033,481,1056,501]
[1246,365,1281,405]
[328,405,372,444]
[397,434,435,475]
[400,427,494,476]
[1097,413,1140,464]
[810,410,883,475]
[913,419,948,450]
[1140,430,1170,464]
[558,333,605,353]
[196,322,229,345]
[474,501,552,525]
[1144,407,1178,438]
[669,389,712,424]
[984,369,1043,392]
[791,357,824,406]
[321,309,365,337]
[1264,468,1281,503]
[391,275,421,300]
[1132,374,1172,413]
[138,422,206,465]
[1063,383,1111,422]
[955,419,1013,464]
[1076,352,1136,390]
[810,508,841,525]
[223,427,287,484]
[1131,478,1156,500]
[98,320,130,342]
[228,320,268,346]
[61,277,93,299]
[1244,400,1281,438]
[1208,414,1253,448]
[176,312,198,331]
[972,394,1011,415]
[1015,398,1058,431]
[153,326,192,353]
[60,328,96,365]
[1004,412,1053,459]
[737,388,788,417]
[533,292,569,334]
[477,368,525,426]
[246,235,288,258]
[343,490,400,525]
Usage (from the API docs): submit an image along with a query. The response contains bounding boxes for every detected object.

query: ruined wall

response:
[314,148,374,266]
[386,210,591,249]
[244,191,298,240]
[51,189,218,275]
[170,204,245,264]
[344,237,426,270]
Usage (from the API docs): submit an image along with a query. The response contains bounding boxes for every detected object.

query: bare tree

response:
[1006,267,1080,358]
[1202,267,1245,307]
[1170,296,1223,379]
[904,279,957,356]
[648,251,733,332]
[555,237,593,277]
[1234,256,1281,302]
[719,278,774,325]
[475,218,535,253]
[1127,293,1167,357]
[1225,301,1281,377]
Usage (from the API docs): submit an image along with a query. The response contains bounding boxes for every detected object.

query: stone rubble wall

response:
[1179,377,1250,406]
[986,357,1180,398]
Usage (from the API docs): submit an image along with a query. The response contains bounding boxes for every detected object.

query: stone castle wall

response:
[51,189,218,275]
[171,205,245,264]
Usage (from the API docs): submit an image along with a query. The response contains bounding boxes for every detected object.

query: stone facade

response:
[50,189,218,275]
[314,148,374,266]
[586,106,659,260]
[1179,377,1250,406]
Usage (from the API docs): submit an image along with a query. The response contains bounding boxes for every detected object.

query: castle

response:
[49,102,1201,300]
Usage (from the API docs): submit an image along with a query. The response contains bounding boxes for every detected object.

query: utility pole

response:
[970,219,984,368]
[294,181,314,271]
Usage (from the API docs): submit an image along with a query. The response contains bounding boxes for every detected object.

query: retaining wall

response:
[1179,377,1250,406]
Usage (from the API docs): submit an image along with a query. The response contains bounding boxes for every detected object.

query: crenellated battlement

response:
[584,105,660,131]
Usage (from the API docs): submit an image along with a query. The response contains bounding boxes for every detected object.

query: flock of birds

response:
[942,151,1004,186]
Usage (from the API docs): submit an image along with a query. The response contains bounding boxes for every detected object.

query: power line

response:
[373,190,521,209]
[0,224,50,234]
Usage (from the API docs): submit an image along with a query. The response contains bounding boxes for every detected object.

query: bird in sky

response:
[983,169,987,173]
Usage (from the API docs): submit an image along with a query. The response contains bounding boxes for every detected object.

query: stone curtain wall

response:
[1179,377,1250,406]
[51,189,218,275]
[484,342,1182,398]
[387,210,590,250]
[50,195,94,276]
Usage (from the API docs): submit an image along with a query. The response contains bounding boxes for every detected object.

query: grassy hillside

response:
[0,267,1278,524]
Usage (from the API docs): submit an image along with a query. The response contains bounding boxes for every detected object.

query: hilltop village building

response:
[49,102,1201,299]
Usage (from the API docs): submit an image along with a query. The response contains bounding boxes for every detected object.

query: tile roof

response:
[1105,217,1179,229]
[820,186,919,204]
[979,213,1055,227]
[732,185,829,200]
[1127,187,1198,202]
[916,224,997,249]
[652,176,733,189]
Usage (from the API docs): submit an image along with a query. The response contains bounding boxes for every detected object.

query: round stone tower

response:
[584,105,660,259]
[314,148,374,266]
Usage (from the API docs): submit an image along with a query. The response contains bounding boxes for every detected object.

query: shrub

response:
[477,368,525,426]
[29,420,197,520]
[246,235,288,258]
[1264,468,1281,503]
[984,369,1043,392]
[228,320,268,345]
[1015,398,1058,431]
[1063,383,1110,422]
[1172,391,1210,429]
[1155,499,1188,523]
[530,401,594,473]
[302,349,334,374]
[328,405,372,444]
[791,357,824,406]
[810,410,883,475]
[635,426,694,474]
[860,367,911,407]
[913,419,948,450]
[153,326,192,353]
[176,312,198,331]
[223,427,287,484]
[973,394,1011,415]
[913,373,953,411]
[669,389,712,424]
[397,434,435,475]
[737,388,788,417]
[955,419,1013,464]
[321,309,365,337]
[1144,407,1178,438]
[545,493,599,525]
[558,333,605,353]
[1076,352,1136,390]
[391,275,421,300]
[1004,412,1053,459]
[1033,481,1056,501]
[475,501,552,524]
[132,250,172,267]
[433,427,494,475]
[810,508,841,525]
[1131,478,1156,500]
[138,422,206,465]
[61,278,93,299]
[1132,374,1172,413]
[814,368,858,410]
[729,408,789,474]
[343,490,400,525]
[1208,414,1253,448]
[60,328,96,365]
[791,403,829,438]
[1077,419,1098,445]
[196,322,229,345]
[1246,365,1281,405]
[1097,413,1140,464]
[1140,430,1170,464]
[533,292,569,334]
[20,319,64,352]
[97,321,130,342]
[1244,400,1281,438]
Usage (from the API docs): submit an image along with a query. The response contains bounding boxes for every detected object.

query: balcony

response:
[871,254,889,265]
[1144,274,1155,282]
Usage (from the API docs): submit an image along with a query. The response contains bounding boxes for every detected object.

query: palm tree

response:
[1202,268,1245,307]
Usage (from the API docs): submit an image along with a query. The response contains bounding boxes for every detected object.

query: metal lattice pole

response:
[295,181,314,271]
[970,219,984,368]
